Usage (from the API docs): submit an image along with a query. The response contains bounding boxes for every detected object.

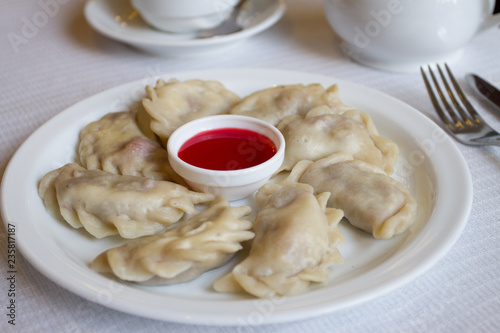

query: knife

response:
[466,74,500,114]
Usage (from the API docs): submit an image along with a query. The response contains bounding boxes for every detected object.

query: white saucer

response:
[84,0,286,57]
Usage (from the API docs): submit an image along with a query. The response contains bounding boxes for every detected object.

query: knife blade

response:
[466,74,500,114]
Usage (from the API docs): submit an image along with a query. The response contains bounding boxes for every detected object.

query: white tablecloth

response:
[1,0,500,332]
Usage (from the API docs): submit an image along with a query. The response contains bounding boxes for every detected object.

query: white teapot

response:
[323,0,500,72]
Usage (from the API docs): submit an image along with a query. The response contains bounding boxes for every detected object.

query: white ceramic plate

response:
[1,69,472,326]
[84,0,286,57]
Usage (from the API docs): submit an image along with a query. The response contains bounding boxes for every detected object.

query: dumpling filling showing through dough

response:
[78,110,183,183]
[90,197,254,285]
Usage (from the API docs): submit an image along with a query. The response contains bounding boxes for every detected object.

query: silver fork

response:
[420,63,500,146]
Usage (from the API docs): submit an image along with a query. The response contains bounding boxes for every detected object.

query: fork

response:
[420,63,500,146]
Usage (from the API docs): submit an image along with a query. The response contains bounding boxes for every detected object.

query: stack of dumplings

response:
[91,197,254,285]
[38,78,417,299]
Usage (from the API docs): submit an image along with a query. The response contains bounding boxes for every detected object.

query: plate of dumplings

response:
[0,68,472,325]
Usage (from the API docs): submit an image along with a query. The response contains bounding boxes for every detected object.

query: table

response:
[1,0,500,332]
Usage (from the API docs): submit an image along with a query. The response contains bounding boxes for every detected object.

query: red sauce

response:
[178,128,277,171]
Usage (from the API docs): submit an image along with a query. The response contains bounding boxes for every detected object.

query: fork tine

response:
[422,64,500,146]
[428,65,468,128]
[444,63,482,125]
[420,66,454,128]
[436,64,475,127]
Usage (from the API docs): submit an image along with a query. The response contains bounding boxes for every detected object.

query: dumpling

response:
[229,83,353,126]
[142,78,240,145]
[90,197,254,285]
[38,163,214,239]
[78,110,183,183]
[213,183,344,298]
[276,106,399,174]
[286,152,417,239]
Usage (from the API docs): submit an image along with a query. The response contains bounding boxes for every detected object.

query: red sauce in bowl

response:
[178,128,277,171]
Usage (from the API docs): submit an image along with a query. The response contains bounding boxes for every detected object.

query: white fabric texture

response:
[1,0,500,332]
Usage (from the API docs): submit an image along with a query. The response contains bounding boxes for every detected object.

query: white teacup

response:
[131,0,239,33]
[323,0,500,72]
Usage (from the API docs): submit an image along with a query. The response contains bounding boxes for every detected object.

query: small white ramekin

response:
[167,115,285,201]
